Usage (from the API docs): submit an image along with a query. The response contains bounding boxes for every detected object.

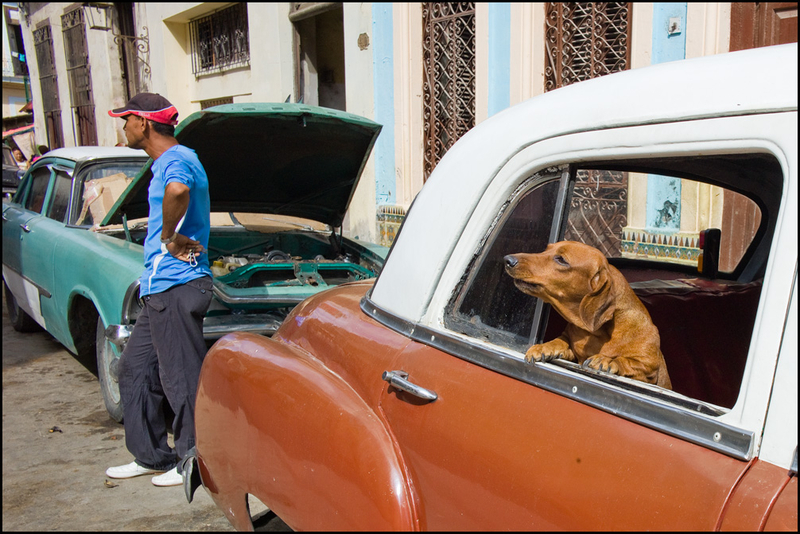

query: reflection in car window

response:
[24,167,52,214]
[47,170,73,223]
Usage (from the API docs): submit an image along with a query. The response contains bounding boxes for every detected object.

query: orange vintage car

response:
[187,44,798,530]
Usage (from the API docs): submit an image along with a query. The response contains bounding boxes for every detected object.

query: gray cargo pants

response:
[118,276,213,471]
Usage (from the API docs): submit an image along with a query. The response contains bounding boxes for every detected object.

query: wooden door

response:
[731,2,798,51]
[725,3,797,270]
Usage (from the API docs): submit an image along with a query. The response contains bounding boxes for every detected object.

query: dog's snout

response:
[504,255,518,268]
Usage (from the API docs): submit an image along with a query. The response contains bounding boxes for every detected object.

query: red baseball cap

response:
[108,93,179,125]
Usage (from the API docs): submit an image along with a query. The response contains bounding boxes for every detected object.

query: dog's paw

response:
[582,355,620,375]
[525,345,557,363]
[525,339,573,363]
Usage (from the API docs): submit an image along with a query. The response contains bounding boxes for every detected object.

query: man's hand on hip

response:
[166,233,205,263]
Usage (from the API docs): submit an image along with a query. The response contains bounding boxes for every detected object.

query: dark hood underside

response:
[103,103,382,228]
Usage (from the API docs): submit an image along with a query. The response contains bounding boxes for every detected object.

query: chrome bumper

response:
[105,324,134,348]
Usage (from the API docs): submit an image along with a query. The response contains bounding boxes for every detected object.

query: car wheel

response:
[96,317,124,423]
[4,282,41,332]
[252,510,292,532]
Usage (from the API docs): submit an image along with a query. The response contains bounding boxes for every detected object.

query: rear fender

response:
[195,332,417,531]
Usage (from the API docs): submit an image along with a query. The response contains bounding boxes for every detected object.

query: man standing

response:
[105,93,213,487]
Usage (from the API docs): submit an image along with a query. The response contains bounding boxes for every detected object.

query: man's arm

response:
[162,181,203,261]
[162,181,190,240]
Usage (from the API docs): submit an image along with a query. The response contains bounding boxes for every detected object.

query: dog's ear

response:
[578,266,616,332]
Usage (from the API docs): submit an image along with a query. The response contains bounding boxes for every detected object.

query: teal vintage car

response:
[2,103,387,422]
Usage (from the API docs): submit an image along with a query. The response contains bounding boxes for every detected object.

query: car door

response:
[380,339,753,530]
[373,119,793,528]
[2,161,59,328]
[21,162,79,344]
[376,176,749,530]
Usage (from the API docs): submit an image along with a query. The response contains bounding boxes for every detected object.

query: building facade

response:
[3,2,34,155]
[15,2,797,248]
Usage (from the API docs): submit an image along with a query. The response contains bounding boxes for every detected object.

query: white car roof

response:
[44,146,148,162]
[370,43,798,323]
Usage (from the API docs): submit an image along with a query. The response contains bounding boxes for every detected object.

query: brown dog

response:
[504,241,672,389]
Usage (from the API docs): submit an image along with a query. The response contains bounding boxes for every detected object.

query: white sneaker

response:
[151,466,183,487]
[106,461,164,479]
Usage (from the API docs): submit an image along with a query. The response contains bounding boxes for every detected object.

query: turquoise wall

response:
[488,3,511,117]
[372,4,396,206]
[646,3,687,231]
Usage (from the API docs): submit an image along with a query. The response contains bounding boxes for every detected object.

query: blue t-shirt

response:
[140,145,211,296]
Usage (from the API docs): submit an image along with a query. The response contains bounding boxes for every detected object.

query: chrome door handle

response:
[20,224,31,233]
[382,370,438,402]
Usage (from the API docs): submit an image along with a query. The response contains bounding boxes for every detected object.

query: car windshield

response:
[75,162,148,226]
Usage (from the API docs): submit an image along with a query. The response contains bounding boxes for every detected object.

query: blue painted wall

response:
[652,3,688,64]
[372,4,396,205]
[488,3,511,117]
[646,3,687,231]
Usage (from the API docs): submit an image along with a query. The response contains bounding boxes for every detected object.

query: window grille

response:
[112,3,149,99]
[190,3,250,76]
[115,30,151,99]
[422,2,476,181]
[545,3,632,256]
[201,97,234,110]
[34,25,64,149]
[544,2,631,91]
[62,8,97,146]
[564,169,628,258]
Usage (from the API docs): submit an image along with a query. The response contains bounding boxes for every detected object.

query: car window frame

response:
[445,155,775,409]
[21,165,54,214]
[44,167,75,223]
[364,115,795,462]
[13,158,76,215]
[443,168,568,350]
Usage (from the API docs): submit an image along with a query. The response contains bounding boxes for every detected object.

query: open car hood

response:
[102,103,382,228]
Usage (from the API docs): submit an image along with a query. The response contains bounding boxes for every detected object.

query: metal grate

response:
[544,2,631,91]
[113,3,150,100]
[546,3,631,255]
[565,169,628,257]
[115,31,151,99]
[422,2,476,181]
[189,3,250,76]
[33,25,63,149]
[200,97,234,110]
[62,7,97,146]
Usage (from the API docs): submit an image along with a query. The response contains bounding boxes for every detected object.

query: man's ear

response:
[578,266,615,332]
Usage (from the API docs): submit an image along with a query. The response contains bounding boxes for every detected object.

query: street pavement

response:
[1,286,240,531]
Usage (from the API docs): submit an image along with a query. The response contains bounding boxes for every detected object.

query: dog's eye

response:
[554,255,569,267]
